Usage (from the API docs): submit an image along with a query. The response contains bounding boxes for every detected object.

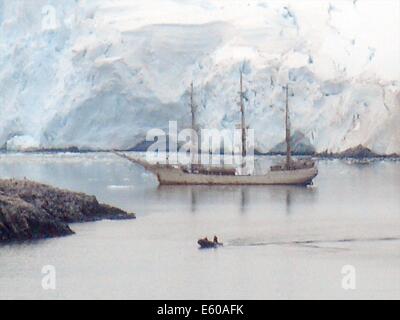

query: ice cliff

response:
[0,0,399,154]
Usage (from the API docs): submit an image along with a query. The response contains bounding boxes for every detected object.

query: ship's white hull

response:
[116,153,318,186]
[153,166,318,186]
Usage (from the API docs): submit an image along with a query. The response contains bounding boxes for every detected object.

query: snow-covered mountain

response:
[0,0,399,154]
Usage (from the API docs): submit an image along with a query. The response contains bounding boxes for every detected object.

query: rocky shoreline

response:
[315,145,398,159]
[1,143,399,159]
[260,144,399,159]
[0,179,135,243]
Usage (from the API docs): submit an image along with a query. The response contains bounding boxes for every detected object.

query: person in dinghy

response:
[197,235,223,249]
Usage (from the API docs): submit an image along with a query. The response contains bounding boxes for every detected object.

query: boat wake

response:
[227,236,400,249]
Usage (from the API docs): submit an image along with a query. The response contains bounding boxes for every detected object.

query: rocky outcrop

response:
[0,179,135,243]
[338,145,380,158]
[317,144,382,159]
[0,193,74,242]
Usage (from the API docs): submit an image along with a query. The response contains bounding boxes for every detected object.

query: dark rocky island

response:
[0,179,135,243]
[317,144,388,159]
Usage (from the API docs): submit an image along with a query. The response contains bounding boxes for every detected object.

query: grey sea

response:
[0,153,399,299]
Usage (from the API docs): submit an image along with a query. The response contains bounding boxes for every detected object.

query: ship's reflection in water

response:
[154,184,317,215]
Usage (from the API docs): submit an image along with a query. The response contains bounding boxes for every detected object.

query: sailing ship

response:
[117,72,318,185]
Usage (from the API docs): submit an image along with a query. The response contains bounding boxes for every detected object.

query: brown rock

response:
[0,179,135,243]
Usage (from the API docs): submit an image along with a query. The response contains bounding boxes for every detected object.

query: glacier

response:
[0,0,399,154]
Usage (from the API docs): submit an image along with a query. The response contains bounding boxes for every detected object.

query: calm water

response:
[0,153,399,299]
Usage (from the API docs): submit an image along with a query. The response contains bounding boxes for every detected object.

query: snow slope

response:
[0,0,399,154]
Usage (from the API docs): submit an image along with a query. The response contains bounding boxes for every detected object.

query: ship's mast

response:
[240,71,247,162]
[285,85,292,169]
